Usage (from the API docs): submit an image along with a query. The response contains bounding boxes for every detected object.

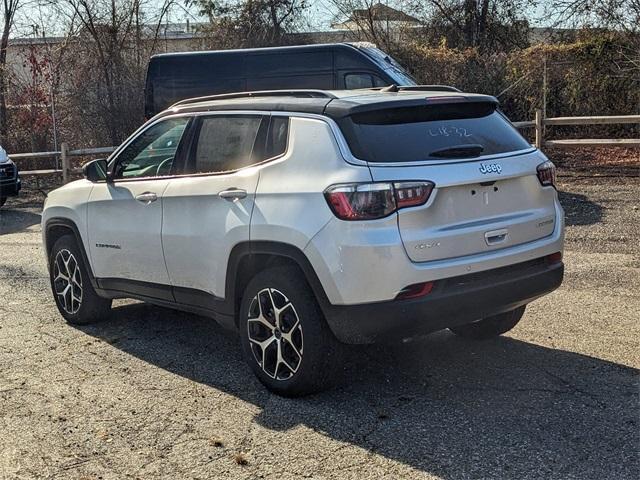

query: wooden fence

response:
[10,111,639,184]
[11,144,116,184]
[512,110,640,149]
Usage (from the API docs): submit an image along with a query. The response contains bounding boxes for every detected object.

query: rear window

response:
[338,103,531,163]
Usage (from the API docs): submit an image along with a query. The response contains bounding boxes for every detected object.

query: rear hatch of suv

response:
[335,96,557,262]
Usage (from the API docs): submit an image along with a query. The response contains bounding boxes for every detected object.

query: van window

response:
[345,73,387,89]
[338,103,531,163]
[193,116,264,173]
[266,117,289,158]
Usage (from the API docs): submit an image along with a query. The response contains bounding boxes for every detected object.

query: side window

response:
[345,73,388,89]
[266,117,289,159]
[373,75,388,87]
[345,73,374,89]
[113,118,189,179]
[194,115,263,173]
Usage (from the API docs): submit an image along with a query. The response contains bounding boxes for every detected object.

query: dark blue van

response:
[144,43,417,117]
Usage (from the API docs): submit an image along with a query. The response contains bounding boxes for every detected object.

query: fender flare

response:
[44,217,99,290]
[223,240,332,317]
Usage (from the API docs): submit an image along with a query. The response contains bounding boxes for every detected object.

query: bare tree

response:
[191,0,308,48]
[329,1,531,51]
[328,0,398,50]
[412,0,532,50]
[53,0,177,144]
[0,0,22,145]
[546,0,640,33]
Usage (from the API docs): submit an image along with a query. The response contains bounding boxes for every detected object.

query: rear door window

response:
[338,103,531,163]
[192,115,265,174]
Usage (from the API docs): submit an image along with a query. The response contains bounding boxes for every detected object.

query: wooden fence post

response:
[535,109,543,149]
[61,142,69,184]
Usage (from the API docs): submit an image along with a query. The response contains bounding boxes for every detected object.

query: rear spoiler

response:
[324,93,499,120]
[374,84,462,93]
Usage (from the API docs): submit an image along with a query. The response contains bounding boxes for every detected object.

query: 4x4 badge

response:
[479,163,502,174]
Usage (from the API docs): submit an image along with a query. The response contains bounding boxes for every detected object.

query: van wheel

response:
[239,266,343,397]
[49,234,112,325]
[449,306,526,340]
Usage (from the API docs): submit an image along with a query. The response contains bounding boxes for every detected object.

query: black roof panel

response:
[161,89,498,120]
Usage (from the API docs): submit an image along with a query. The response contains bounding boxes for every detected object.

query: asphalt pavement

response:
[0,175,638,479]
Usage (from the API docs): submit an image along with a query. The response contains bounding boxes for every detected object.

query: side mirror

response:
[82,158,110,183]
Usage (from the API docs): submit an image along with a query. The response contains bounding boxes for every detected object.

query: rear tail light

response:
[324,182,434,220]
[546,252,563,264]
[394,182,433,209]
[396,281,434,300]
[324,183,396,220]
[324,181,434,221]
[537,161,556,188]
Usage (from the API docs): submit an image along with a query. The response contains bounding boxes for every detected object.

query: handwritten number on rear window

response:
[428,126,473,138]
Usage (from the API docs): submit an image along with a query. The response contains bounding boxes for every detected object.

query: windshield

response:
[337,103,532,163]
[387,67,417,86]
[361,47,417,85]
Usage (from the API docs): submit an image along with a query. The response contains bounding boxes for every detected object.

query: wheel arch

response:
[44,217,98,289]
[225,241,332,326]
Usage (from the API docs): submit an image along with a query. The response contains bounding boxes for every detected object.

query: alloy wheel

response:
[53,249,83,314]
[247,288,303,380]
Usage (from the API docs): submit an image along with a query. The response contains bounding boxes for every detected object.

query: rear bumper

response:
[323,257,564,344]
[304,201,565,306]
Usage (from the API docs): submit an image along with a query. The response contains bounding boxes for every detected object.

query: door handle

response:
[135,192,158,204]
[218,188,247,201]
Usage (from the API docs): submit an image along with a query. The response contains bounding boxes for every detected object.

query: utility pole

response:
[542,55,547,128]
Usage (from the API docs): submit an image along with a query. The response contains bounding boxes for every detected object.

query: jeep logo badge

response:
[479,163,502,174]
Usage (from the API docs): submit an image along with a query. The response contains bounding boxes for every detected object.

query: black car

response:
[0,149,21,208]
[144,42,417,117]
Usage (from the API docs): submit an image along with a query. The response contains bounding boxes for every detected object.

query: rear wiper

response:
[429,144,484,158]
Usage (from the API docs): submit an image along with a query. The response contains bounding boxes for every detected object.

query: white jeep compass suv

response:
[42,87,564,396]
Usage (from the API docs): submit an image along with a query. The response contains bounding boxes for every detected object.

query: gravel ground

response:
[0,172,638,480]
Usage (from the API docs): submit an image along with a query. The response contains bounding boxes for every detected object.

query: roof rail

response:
[170,89,337,109]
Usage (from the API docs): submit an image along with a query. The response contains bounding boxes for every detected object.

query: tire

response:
[449,306,526,340]
[49,234,112,325]
[0,196,6,208]
[239,266,344,397]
